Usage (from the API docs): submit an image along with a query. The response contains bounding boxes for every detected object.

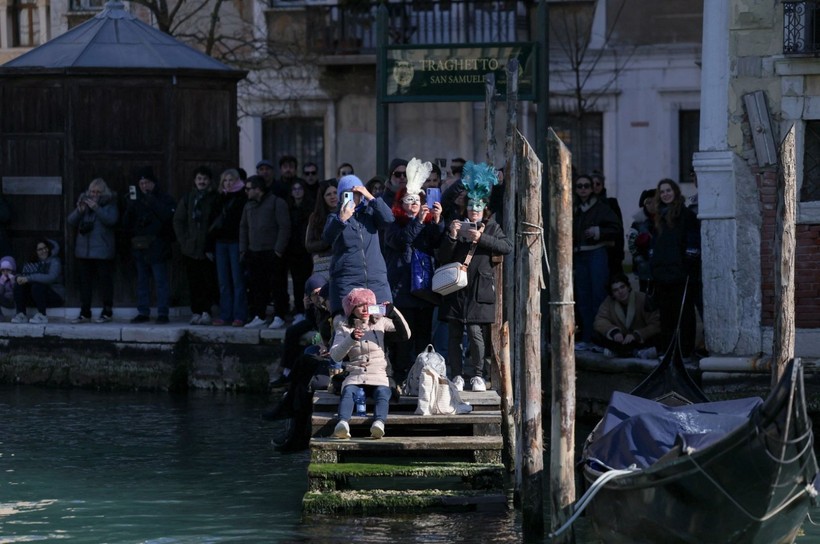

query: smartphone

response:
[367,304,387,315]
[129,185,137,200]
[426,187,441,207]
[460,221,477,231]
[342,191,354,208]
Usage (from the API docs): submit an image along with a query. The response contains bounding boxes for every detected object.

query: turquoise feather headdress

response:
[462,161,498,208]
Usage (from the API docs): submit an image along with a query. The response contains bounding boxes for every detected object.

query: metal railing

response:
[298,0,533,55]
[784,0,820,54]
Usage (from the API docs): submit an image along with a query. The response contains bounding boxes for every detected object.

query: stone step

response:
[311,411,501,438]
[312,390,501,412]
[302,488,509,514]
[307,460,505,492]
[310,435,503,464]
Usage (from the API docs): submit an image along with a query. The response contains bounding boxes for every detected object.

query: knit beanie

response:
[0,255,15,271]
[342,288,376,317]
[337,175,362,196]
[388,158,408,177]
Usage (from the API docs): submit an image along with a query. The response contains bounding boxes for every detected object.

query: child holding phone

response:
[329,288,410,440]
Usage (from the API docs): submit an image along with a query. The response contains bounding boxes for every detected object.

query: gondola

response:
[573,346,818,544]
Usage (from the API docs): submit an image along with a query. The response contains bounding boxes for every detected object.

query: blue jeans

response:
[215,241,247,322]
[338,384,390,423]
[133,251,169,317]
[574,246,609,343]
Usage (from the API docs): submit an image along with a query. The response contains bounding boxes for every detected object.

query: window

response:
[784,0,820,54]
[801,120,820,201]
[679,110,700,184]
[10,0,41,47]
[69,0,106,10]
[549,112,603,176]
[262,117,324,177]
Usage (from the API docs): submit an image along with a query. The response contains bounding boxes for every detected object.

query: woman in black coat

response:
[383,186,444,382]
[437,201,511,392]
[650,178,700,358]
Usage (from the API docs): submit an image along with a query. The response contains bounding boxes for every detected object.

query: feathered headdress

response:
[405,157,432,196]
[462,161,498,207]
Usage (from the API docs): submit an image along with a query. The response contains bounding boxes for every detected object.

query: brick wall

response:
[758,169,820,327]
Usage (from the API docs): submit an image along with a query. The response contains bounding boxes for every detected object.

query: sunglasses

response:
[392,171,407,178]
[576,183,591,189]
[303,171,318,176]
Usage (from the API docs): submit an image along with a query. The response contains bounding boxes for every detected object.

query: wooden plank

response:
[310,435,502,451]
[2,176,62,195]
[312,390,501,409]
[773,124,796,384]
[311,411,501,425]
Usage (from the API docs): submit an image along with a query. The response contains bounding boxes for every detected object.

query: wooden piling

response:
[547,128,576,542]
[516,130,544,539]
[773,124,796,385]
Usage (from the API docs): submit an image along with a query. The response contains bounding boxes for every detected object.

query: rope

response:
[519,220,550,277]
[686,454,815,522]
[547,465,639,539]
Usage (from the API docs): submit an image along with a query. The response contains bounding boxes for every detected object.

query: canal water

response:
[2,385,820,543]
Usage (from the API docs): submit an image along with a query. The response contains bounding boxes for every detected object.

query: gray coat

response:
[239,191,290,255]
[67,194,118,260]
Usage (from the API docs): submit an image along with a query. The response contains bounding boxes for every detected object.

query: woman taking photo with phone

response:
[438,161,511,392]
[66,178,118,323]
[323,174,394,316]
[384,158,445,383]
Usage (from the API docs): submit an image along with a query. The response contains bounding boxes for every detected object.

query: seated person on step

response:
[592,273,660,359]
[330,288,410,441]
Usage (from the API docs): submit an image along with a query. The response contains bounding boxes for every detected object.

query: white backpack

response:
[415,366,472,415]
[404,344,447,396]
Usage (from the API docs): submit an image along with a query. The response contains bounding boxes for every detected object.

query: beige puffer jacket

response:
[330,308,411,388]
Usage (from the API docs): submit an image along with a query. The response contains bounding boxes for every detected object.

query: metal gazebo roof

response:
[3,0,238,72]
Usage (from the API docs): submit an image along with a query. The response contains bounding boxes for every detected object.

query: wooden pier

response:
[302,390,509,514]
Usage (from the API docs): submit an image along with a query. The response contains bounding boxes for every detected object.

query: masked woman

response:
[437,161,512,393]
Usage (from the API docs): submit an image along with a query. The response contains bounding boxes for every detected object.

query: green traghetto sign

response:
[382,42,536,102]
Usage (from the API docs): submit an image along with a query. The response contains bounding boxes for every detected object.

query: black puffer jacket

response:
[437,217,511,324]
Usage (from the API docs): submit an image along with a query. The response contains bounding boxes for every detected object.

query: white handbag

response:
[431,225,482,296]
[431,262,468,295]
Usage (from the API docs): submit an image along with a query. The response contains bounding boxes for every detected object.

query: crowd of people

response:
[262,156,510,450]
[579,171,702,361]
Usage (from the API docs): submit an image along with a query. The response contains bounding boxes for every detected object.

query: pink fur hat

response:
[342,287,376,317]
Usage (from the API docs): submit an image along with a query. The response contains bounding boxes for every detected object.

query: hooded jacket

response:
[67,193,119,260]
[323,196,395,314]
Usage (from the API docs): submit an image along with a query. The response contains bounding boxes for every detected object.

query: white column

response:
[37,0,49,44]
[694,0,762,356]
[0,0,10,49]
[239,115,263,175]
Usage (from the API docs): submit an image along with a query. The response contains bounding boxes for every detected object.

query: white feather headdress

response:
[405,157,432,196]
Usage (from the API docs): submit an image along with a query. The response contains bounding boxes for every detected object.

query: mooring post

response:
[516,130,545,540]
[773,124,796,385]
[547,129,576,542]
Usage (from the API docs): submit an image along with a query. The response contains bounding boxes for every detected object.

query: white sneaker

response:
[10,312,26,324]
[244,316,266,329]
[189,313,201,325]
[199,312,212,326]
[470,376,487,392]
[370,420,385,439]
[453,375,465,392]
[29,312,48,324]
[268,316,286,329]
[292,313,306,324]
[333,420,351,439]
